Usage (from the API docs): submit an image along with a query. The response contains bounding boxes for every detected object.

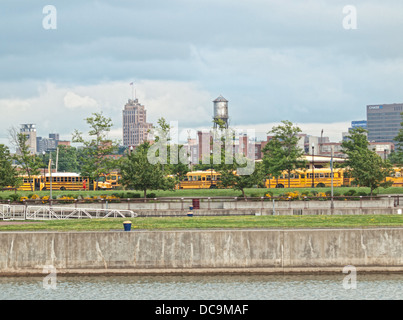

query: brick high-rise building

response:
[122,98,153,147]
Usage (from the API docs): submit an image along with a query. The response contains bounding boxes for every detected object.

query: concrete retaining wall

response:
[1,228,403,275]
[30,198,397,217]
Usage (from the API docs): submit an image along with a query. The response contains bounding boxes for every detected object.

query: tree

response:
[151,117,189,184]
[388,112,403,165]
[262,120,306,188]
[72,112,119,189]
[8,127,43,191]
[42,145,80,173]
[219,160,265,199]
[120,142,174,198]
[0,144,20,190]
[342,127,393,197]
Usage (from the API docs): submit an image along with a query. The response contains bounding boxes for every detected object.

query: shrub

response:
[7,194,20,202]
[125,192,141,198]
[146,193,157,198]
[343,189,357,196]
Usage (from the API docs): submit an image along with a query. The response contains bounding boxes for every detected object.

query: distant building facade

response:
[122,98,153,147]
[367,103,403,143]
[36,133,65,154]
[20,124,37,154]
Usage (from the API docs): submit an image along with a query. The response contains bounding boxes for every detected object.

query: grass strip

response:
[1,215,403,232]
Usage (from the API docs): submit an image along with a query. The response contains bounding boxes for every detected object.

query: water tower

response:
[213,95,229,129]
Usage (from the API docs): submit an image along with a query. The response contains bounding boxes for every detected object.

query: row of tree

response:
[1,112,402,197]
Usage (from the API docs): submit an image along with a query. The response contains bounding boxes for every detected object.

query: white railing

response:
[0,205,137,221]
[0,205,26,220]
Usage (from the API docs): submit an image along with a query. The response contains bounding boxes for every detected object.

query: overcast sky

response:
[1,0,403,147]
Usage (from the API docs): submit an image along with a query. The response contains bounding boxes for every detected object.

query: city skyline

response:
[1,1,403,147]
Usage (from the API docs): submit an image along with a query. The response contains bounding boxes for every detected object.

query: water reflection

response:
[1,274,403,300]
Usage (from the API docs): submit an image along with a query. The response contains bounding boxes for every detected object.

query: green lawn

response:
[1,185,403,200]
[1,215,403,232]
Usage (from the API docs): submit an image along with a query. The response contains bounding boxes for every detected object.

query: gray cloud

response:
[0,0,403,146]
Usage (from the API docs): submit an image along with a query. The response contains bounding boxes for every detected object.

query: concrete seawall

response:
[1,228,403,275]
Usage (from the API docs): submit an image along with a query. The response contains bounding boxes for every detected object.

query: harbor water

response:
[1,273,403,300]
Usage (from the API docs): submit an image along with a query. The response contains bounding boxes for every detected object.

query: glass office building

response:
[367,103,403,143]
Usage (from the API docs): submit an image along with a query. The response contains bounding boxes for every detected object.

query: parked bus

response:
[265,167,403,189]
[17,172,113,191]
[98,171,122,189]
[387,167,403,187]
[265,168,347,189]
[178,170,221,189]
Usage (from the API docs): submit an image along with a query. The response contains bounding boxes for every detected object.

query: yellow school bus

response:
[265,166,403,189]
[265,168,347,188]
[98,171,122,189]
[178,170,222,189]
[387,167,403,187]
[16,172,113,191]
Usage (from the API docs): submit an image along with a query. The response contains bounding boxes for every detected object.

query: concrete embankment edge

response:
[1,228,403,275]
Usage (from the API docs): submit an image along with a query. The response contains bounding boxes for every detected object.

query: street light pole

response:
[311,143,315,188]
[42,151,45,190]
[210,149,213,188]
[331,146,334,210]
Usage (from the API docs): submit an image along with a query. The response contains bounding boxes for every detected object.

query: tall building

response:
[122,98,153,147]
[367,103,403,143]
[37,133,59,154]
[20,124,36,154]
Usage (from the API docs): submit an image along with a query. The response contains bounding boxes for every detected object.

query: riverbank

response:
[1,227,403,275]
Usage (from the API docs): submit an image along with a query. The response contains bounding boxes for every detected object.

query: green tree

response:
[120,142,174,198]
[262,120,306,188]
[342,127,393,197]
[42,145,80,173]
[151,117,189,183]
[389,112,403,165]
[219,160,265,199]
[9,128,43,191]
[0,144,21,190]
[72,112,119,189]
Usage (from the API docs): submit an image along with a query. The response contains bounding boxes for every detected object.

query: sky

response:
[1,0,403,148]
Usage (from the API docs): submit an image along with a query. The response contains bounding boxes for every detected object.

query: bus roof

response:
[44,172,82,177]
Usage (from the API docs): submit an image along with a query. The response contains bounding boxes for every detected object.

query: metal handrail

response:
[0,205,137,221]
